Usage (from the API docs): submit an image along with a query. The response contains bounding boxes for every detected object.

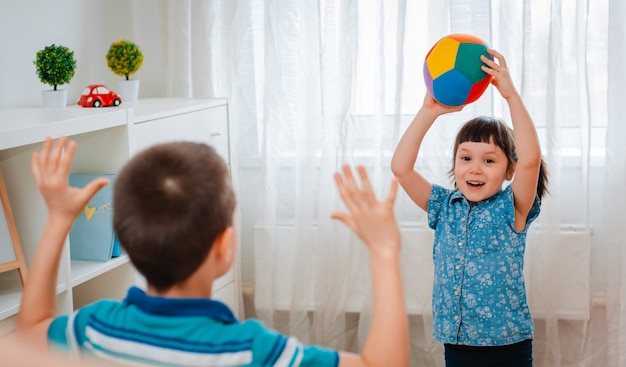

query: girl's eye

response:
[485,159,494,164]
[460,156,470,161]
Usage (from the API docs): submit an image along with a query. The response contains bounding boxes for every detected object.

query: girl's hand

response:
[421,92,465,116]
[481,49,519,100]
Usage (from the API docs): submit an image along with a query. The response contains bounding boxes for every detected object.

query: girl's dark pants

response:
[444,339,533,367]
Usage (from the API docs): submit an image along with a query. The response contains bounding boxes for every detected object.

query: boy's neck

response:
[146,271,216,299]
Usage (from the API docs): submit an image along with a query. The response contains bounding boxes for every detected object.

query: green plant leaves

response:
[106,39,144,79]
[33,44,77,89]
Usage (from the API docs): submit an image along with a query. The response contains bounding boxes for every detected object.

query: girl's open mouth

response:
[467,181,485,187]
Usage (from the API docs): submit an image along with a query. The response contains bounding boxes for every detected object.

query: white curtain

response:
[130,0,624,365]
[606,0,626,366]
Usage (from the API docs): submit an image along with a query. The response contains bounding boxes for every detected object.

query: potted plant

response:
[106,39,143,102]
[33,44,77,108]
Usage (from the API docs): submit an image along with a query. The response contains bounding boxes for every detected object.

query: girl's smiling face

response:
[454,138,514,203]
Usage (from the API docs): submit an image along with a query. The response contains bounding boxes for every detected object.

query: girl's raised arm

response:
[481,50,542,230]
[391,94,463,211]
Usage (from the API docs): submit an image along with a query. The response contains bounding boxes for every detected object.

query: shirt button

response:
[454,315,459,321]
[454,290,459,296]
[458,241,463,247]
[455,264,461,270]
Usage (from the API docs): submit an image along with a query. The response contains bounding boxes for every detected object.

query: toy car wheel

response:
[113,99,121,106]
[93,100,102,108]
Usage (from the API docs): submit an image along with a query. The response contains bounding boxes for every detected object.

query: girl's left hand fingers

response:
[487,49,507,67]
[480,54,499,71]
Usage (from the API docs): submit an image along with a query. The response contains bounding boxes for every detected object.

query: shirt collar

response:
[449,187,505,206]
[124,286,238,324]
[450,190,465,203]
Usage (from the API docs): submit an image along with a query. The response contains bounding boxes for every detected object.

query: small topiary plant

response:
[106,39,144,80]
[34,44,77,91]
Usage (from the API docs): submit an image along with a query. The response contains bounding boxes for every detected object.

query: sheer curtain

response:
[131,0,624,366]
[606,0,626,366]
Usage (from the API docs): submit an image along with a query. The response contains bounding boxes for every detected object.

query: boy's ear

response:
[213,227,234,261]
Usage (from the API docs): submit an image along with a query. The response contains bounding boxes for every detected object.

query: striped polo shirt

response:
[48,287,339,366]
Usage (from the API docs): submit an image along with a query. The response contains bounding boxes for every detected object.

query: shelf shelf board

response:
[0,270,67,320]
[0,107,128,150]
[71,254,131,288]
[130,98,227,123]
[0,275,21,321]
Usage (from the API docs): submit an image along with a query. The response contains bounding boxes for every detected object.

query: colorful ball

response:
[423,34,493,107]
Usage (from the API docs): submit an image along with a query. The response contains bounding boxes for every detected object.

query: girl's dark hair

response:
[449,116,549,201]
[113,142,236,291]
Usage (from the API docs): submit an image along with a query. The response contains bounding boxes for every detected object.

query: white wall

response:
[0,0,166,108]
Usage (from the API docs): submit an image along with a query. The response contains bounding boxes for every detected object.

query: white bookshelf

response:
[0,98,240,333]
[70,254,131,287]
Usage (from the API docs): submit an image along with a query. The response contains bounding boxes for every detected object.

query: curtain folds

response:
[135,0,621,365]
[606,0,626,366]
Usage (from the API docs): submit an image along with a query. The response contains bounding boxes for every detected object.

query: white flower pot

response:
[41,89,67,108]
[117,79,140,103]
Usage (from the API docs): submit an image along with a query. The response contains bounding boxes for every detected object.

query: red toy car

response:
[77,84,122,108]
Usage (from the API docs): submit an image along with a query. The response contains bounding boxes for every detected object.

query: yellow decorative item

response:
[84,205,96,221]
[69,174,120,261]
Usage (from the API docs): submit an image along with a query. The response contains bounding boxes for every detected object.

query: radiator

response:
[253,225,591,320]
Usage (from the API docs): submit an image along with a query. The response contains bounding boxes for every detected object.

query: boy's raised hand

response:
[31,137,109,222]
[331,165,401,257]
[332,165,408,367]
[18,137,110,346]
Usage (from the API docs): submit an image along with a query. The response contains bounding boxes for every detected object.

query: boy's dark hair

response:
[448,116,549,201]
[113,142,236,291]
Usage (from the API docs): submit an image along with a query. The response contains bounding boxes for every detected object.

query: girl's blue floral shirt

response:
[427,184,540,346]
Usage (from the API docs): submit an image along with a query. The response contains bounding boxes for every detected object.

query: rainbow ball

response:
[423,34,493,107]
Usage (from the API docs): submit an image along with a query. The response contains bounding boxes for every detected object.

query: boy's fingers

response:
[355,166,375,201]
[334,171,347,196]
[30,152,41,183]
[48,136,66,171]
[341,164,359,193]
[38,137,53,168]
[59,140,76,172]
[334,171,353,209]
[386,179,399,204]
[331,170,357,230]
[330,210,355,230]
[81,178,110,204]
[338,165,360,199]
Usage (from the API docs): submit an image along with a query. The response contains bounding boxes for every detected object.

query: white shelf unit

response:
[0,98,240,335]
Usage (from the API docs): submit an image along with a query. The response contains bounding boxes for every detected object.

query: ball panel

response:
[425,37,459,79]
[446,33,487,44]
[465,75,493,105]
[455,42,492,83]
[432,69,472,106]
[423,61,434,96]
